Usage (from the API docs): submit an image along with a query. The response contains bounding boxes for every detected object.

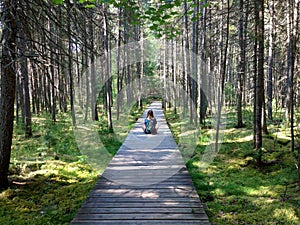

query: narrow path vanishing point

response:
[71,102,210,225]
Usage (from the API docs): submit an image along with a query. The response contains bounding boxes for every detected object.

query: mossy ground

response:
[165,108,300,225]
[0,104,145,225]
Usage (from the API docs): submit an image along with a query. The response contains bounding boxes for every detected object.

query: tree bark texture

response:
[0,0,18,189]
[254,0,265,164]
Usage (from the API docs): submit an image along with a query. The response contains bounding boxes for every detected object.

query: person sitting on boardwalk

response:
[142,109,157,134]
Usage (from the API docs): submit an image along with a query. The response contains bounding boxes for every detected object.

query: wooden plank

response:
[96,178,192,184]
[84,197,202,204]
[71,102,210,224]
[81,202,203,208]
[71,220,211,225]
[89,188,195,194]
[94,179,195,186]
[88,189,199,198]
[99,172,194,179]
[93,184,195,189]
[71,213,208,220]
[77,207,204,214]
[94,179,196,184]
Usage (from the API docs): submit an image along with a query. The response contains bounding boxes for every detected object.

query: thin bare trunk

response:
[215,0,229,151]
[237,0,245,128]
[254,0,265,164]
[103,6,113,131]
[267,0,274,121]
[68,17,76,126]
[291,0,299,152]
[19,36,32,137]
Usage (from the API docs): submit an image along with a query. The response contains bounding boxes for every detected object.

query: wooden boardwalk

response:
[71,102,210,225]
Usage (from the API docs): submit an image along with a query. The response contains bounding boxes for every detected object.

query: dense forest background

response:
[0,0,299,224]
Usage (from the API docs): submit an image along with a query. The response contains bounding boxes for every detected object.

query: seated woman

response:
[142,109,157,134]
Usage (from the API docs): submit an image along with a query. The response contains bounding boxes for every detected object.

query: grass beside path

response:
[164,108,300,225]
[0,104,145,225]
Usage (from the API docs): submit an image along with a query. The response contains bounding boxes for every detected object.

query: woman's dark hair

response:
[147,110,154,118]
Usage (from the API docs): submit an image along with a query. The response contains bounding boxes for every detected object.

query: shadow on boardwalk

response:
[71,102,210,225]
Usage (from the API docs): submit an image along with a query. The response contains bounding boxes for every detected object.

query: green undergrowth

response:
[1,102,146,225]
[165,108,300,225]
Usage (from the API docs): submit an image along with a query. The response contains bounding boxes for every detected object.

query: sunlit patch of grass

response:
[242,185,277,197]
[273,207,299,223]
[223,128,253,143]
[29,161,97,182]
[1,160,98,225]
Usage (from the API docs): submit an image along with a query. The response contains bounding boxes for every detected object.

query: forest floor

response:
[165,108,300,225]
[0,105,143,225]
[0,105,299,224]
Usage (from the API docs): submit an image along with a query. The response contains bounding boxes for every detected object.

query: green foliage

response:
[134,1,205,39]
[52,0,63,4]
[165,107,300,224]
[52,0,96,7]
[51,0,206,39]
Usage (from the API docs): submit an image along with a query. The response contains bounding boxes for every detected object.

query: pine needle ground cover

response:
[165,108,300,225]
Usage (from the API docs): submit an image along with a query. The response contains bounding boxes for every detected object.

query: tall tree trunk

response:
[237,0,245,128]
[285,0,292,123]
[89,9,97,121]
[75,42,82,109]
[243,2,250,106]
[199,0,208,125]
[116,6,122,120]
[84,13,90,122]
[31,63,39,114]
[267,0,274,121]
[253,9,258,148]
[124,8,132,105]
[181,35,187,117]
[163,37,167,109]
[140,29,144,108]
[103,6,113,131]
[135,24,142,110]
[192,0,199,126]
[215,0,229,151]
[0,0,17,189]
[183,1,193,124]
[49,17,56,123]
[15,72,21,124]
[262,96,269,134]
[173,40,178,114]
[19,36,32,137]
[291,0,300,188]
[291,0,299,152]
[68,16,76,126]
[254,0,265,164]
[18,67,25,124]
